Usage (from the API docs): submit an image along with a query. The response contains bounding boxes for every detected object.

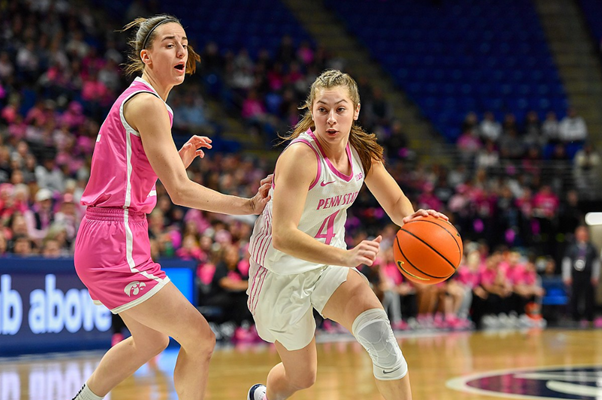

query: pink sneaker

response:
[392,320,409,331]
[595,317,602,328]
[433,313,448,329]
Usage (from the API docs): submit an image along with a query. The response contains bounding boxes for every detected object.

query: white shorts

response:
[247,259,361,351]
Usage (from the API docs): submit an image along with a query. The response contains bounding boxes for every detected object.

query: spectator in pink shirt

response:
[241,89,267,120]
[379,247,415,330]
[473,251,512,328]
[61,101,87,130]
[532,184,560,219]
[81,70,110,103]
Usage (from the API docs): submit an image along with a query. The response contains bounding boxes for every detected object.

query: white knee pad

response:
[352,308,408,380]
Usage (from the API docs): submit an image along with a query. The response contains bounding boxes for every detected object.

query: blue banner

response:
[0,257,196,356]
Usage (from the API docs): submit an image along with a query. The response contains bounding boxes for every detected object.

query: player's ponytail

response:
[121,15,201,77]
[282,70,384,174]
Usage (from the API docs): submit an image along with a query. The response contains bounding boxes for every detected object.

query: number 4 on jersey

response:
[315,210,340,245]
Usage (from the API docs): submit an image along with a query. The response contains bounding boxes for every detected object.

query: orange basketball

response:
[394,215,463,285]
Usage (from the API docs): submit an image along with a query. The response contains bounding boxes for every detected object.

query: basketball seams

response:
[399,227,458,271]
[404,219,462,260]
[394,235,450,280]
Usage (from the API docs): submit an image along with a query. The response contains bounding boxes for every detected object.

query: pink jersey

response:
[383,262,404,286]
[456,264,482,289]
[506,264,536,286]
[480,263,507,286]
[81,77,173,213]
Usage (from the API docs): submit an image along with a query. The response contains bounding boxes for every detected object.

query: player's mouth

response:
[326,128,337,135]
[174,63,185,73]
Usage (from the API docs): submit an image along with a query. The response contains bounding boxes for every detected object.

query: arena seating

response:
[325,0,568,142]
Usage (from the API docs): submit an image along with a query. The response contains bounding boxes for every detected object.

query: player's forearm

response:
[171,181,253,215]
[390,195,415,226]
[272,226,348,267]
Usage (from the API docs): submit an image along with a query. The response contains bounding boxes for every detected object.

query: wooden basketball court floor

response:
[2,328,601,400]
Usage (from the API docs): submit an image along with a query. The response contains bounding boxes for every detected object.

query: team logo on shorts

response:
[124,281,146,297]
[447,365,602,399]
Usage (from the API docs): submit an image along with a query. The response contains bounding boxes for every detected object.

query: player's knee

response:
[289,370,317,390]
[153,334,170,356]
[180,319,216,357]
[352,308,408,381]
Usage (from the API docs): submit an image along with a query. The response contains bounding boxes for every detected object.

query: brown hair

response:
[121,15,201,77]
[281,70,384,175]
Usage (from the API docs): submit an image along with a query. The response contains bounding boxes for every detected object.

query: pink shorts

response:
[74,207,170,314]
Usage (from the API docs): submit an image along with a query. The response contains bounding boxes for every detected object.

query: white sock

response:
[73,383,103,400]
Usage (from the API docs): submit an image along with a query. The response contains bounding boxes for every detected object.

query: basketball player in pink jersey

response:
[246,70,447,400]
[72,15,271,400]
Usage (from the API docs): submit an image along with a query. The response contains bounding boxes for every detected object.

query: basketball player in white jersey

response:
[246,70,447,400]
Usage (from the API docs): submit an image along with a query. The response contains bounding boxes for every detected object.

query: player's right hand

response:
[345,235,382,267]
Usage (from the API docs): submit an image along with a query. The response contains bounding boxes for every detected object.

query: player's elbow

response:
[272,233,285,252]
[271,228,290,252]
[164,182,188,207]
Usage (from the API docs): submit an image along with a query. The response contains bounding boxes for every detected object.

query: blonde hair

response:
[121,15,201,77]
[281,70,384,174]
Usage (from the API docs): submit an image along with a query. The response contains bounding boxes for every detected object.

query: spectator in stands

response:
[562,226,599,327]
[541,111,560,144]
[173,92,212,134]
[12,234,33,256]
[461,111,479,136]
[204,244,255,342]
[573,142,600,194]
[457,249,483,324]
[456,125,482,164]
[522,110,544,148]
[24,188,54,245]
[477,250,513,328]
[382,119,408,160]
[41,238,63,258]
[504,251,541,316]
[475,139,499,171]
[559,108,588,144]
[479,111,502,143]
[379,247,414,330]
[502,113,519,135]
[35,155,65,194]
[499,128,524,159]
[557,190,583,238]
[53,193,80,243]
[0,51,14,80]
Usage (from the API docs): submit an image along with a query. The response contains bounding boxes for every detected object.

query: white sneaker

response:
[248,384,266,400]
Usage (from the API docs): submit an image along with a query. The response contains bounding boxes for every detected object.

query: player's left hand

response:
[250,174,273,214]
[179,135,213,168]
[402,209,449,224]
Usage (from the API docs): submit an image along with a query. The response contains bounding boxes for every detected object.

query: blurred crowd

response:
[1,0,600,341]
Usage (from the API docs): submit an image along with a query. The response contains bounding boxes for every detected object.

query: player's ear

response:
[354,103,360,121]
[140,49,151,66]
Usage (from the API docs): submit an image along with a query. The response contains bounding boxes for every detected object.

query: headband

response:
[141,18,178,52]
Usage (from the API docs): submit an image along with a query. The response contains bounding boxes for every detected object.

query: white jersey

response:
[249,129,365,275]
